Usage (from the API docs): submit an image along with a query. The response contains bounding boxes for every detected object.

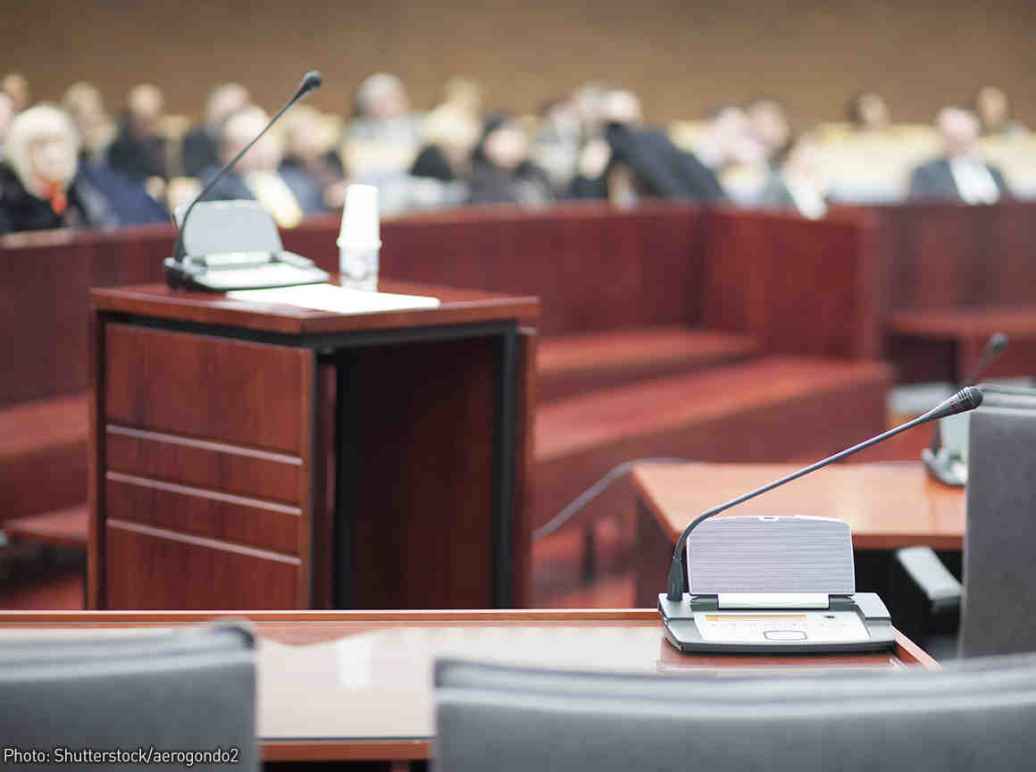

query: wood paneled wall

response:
[4,0,1035,126]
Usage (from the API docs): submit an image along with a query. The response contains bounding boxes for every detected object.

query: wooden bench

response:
[5,505,89,549]
[0,395,88,527]
[868,202,1036,382]
[887,306,1036,383]
[533,356,893,531]
[537,326,759,402]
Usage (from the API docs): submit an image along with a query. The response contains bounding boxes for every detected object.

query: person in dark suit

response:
[181,83,251,178]
[605,122,726,203]
[467,114,553,206]
[909,107,1011,204]
[757,133,828,219]
[196,107,324,227]
[107,84,168,183]
[567,89,726,204]
[0,104,117,234]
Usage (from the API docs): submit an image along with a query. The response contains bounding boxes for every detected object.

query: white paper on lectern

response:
[227,283,440,315]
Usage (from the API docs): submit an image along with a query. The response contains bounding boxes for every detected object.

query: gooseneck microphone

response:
[171,70,323,261]
[927,332,1007,457]
[964,332,1009,387]
[664,386,985,601]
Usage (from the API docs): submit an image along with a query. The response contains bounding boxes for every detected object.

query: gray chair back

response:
[434,655,1036,772]
[0,621,257,771]
[962,385,1036,657]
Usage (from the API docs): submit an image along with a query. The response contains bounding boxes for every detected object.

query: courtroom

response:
[2,2,1036,770]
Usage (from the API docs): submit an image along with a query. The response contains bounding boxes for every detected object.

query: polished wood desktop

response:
[888,305,1036,384]
[0,609,937,764]
[88,280,538,611]
[632,462,965,605]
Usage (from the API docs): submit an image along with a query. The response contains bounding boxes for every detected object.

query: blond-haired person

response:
[0,104,114,233]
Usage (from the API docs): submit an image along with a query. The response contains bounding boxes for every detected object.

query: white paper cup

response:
[338,184,380,249]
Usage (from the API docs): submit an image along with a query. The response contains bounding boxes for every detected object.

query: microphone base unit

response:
[658,592,896,655]
[921,447,967,487]
[164,253,330,292]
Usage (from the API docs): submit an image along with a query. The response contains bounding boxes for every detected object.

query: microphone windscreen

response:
[989,332,1009,354]
[300,70,323,94]
[927,386,984,422]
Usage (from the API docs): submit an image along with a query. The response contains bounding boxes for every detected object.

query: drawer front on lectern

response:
[99,324,314,609]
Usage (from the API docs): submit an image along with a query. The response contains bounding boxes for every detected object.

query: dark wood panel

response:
[874,202,1036,312]
[104,323,310,454]
[88,306,105,609]
[310,363,338,609]
[340,337,499,609]
[378,204,703,335]
[704,207,881,359]
[106,425,302,504]
[0,225,170,407]
[511,329,537,608]
[105,520,301,609]
[106,474,300,555]
[0,395,88,523]
[634,499,673,607]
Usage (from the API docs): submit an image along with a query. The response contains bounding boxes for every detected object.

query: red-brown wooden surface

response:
[0,609,938,763]
[89,282,536,612]
[703,206,882,360]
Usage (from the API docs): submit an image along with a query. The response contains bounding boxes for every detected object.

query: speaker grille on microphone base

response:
[687,516,855,595]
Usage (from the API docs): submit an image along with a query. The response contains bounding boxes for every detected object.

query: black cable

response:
[532,457,690,541]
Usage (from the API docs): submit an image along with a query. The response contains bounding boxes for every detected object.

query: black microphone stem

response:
[665,387,983,600]
[172,77,318,261]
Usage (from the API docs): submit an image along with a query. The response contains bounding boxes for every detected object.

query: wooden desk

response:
[0,609,937,765]
[632,462,965,605]
[89,280,538,611]
[888,305,1036,383]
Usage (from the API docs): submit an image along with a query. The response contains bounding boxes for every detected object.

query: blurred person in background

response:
[746,97,791,165]
[181,82,252,177]
[974,86,1027,137]
[468,113,553,206]
[198,106,324,227]
[757,133,829,219]
[847,91,892,132]
[572,82,610,143]
[593,88,726,204]
[692,105,765,173]
[62,82,116,163]
[280,104,347,210]
[2,73,31,112]
[0,104,117,233]
[344,73,422,182]
[434,77,483,124]
[531,95,585,194]
[0,93,14,163]
[909,106,1010,203]
[411,105,480,184]
[691,104,768,204]
[107,84,169,185]
[61,82,167,227]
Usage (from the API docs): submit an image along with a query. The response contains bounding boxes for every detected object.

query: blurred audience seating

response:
[3,71,1034,235]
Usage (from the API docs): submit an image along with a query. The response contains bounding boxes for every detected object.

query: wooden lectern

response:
[87,280,538,610]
